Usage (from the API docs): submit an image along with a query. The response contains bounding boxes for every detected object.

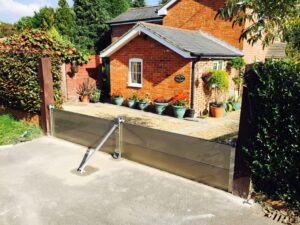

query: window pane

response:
[130,61,142,84]
[213,62,218,70]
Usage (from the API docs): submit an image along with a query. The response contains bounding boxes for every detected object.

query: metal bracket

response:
[77,117,125,173]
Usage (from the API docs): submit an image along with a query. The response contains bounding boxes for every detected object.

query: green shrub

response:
[0,29,89,113]
[206,70,230,92]
[244,59,300,210]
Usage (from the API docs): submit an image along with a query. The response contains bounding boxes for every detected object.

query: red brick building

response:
[101,0,279,116]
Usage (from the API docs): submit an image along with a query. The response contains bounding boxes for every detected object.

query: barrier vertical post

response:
[232,85,252,198]
[38,58,54,135]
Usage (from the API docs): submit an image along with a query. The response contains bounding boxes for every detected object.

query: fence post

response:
[38,58,54,135]
[232,85,252,198]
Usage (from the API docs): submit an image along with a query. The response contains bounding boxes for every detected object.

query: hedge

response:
[0,29,88,113]
[244,59,300,210]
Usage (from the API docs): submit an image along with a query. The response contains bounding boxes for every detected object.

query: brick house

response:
[100,0,275,116]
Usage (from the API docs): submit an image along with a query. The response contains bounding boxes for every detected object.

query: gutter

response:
[189,54,203,118]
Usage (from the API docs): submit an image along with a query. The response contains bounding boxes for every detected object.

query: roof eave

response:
[108,17,163,26]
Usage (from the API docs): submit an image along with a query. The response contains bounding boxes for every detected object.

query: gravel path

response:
[63,102,240,140]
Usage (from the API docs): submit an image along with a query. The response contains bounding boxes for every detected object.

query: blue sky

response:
[0,0,160,23]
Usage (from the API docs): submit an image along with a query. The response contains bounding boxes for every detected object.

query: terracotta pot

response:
[210,105,225,118]
[81,95,90,103]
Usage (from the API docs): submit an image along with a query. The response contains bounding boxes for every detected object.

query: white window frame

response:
[128,58,143,88]
[212,60,225,70]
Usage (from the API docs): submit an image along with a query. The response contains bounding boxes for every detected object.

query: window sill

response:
[128,83,142,88]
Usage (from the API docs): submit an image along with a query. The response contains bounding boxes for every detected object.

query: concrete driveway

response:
[0,137,276,225]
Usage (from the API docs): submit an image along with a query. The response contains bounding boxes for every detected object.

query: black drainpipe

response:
[189,54,202,118]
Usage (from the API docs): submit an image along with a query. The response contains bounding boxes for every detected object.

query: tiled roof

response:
[139,23,243,57]
[108,6,163,24]
[101,22,244,58]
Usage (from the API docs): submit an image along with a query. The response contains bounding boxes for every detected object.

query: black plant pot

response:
[71,62,79,74]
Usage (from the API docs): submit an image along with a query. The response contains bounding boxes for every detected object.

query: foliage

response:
[16,16,40,31]
[172,92,189,107]
[77,81,94,96]
[206,70,229,92]
[159,0,169,4]
[54,0,77,41]
[0,22,17,38]
[217,0,300,47]
[73,0,111,53]
[129,0,146,8]
[128,92,137,100]
[36,7,56,30]
[229,57,246,71]
[0,29,87,113]
[137,93,150,103]
[90,87,101,103]
[285,16,300,61]
[206,70,229,105]
[108,0,130,18]
[244,59,300,210]
[0,115,42,145]
[154,96,169,104]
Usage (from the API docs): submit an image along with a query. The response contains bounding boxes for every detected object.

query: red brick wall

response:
[65,55,102,101]
[111,24,135,42]
[163,0,244,49]
[110,35,192,104]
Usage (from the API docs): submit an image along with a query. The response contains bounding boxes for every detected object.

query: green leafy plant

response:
[206,70,229,107]
[229,57,246,71]
[89,86,101,103]
[244,59,300,210]
[137,93,150,103]
[171,92,189,107]
[128,92,137,101]
[0,29,88,113]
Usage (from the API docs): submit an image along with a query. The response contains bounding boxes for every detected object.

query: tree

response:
[107,0,129,18]
[129,0,146,8]
[285,16,300,61]
[217,0,300,47]
[35,7,56,30]
[74,0,111,53]
[15,16,39,30]
[0,22,17,38]
[54,0,76,40]
[159,0,169,4]
[16,7,55,31]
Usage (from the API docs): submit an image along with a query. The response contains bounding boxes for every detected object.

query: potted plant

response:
[137,93,150,111]
[77,81,93,103]
[112,90,124,106]
[154,96,169,115]
[229,95,242,111]
[90,87,101,103]
[127,92,137,108]
[202,71,213,83]
[171,92,189,119]
[71,61,79,74]
[206,70,229,118]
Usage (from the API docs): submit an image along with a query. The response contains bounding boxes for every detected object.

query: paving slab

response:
[0,137,276,225]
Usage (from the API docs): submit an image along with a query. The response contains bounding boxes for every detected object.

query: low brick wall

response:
[65,55,102,101]
[0,106,40,124]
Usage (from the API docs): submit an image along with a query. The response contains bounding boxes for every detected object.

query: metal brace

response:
[77,117,125,173]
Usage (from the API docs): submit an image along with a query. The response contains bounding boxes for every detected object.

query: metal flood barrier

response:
[52,109,236,192]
